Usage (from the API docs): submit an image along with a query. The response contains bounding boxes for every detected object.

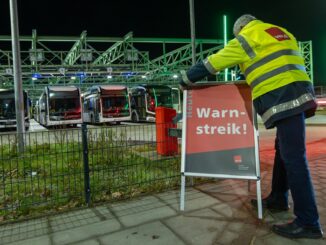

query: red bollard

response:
[155,107,178,156]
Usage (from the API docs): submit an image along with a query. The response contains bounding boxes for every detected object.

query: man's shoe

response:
[251,196,289,212]
[272,221,323,239]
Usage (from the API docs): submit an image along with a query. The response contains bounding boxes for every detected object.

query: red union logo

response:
[265,27,290,41]
[233,155,242,164]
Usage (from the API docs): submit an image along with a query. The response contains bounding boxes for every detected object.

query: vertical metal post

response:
[180,174,186,211]
[9,0,25,152]
[256,179,263,219]
[31,29,37,67]
[223,15,228,81]
[253,106,263,219]
[188,0,196,187]
[189,0,196,65]
[309,41,313,83]
[82,123,91,205]
[163,42,166,66]
[180,90,188,210]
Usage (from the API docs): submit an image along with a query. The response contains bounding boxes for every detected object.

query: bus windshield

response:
[0,98,15,119]
[102,95,130,117]
[147,87,173,111]
[0,94,28,119]
[49,98,80,115]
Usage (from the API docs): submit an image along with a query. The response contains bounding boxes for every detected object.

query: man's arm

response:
[179,60,212,89]
[179,38,250,89]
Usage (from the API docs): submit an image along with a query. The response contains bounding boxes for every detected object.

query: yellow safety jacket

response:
[204,20,312,100]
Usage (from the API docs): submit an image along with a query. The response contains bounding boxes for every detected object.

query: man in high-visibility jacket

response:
[179,14,323,239]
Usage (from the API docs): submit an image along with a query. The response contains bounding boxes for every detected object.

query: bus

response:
[37,86,82,127]
[82,85,131,124]
[129,84,174,122]
[0,89,30,130]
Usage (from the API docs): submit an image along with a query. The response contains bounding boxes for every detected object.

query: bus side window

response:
[89,100,93,110]
[96,100,100,112]
[139,95,145,107]
[83,101,88,111]
[130,96,135,109]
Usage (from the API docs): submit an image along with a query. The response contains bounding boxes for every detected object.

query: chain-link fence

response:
[0,123,181,223]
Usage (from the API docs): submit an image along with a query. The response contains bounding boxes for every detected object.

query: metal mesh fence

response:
[87,123,180,202]
[0,123,181,222]
[0,128,85,221]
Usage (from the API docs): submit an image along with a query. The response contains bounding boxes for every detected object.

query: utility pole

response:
[188,0,196,187]
[9,0,25,152]
[189,0,196,65]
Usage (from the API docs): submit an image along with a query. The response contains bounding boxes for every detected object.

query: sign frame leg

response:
[180,174,186,211]
[256,179,263,219]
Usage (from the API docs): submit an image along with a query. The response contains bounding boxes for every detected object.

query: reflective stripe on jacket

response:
[204,20,312,100]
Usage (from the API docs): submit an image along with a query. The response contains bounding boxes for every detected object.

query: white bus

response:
[37,86,82,127]
[0,89,30,130]
[129,84,174,122]
[82,85,131,125]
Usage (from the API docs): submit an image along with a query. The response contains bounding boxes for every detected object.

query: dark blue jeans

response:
[271,113,320,227]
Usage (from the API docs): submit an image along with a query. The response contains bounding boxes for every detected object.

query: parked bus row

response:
[0,84,181,130]
[30,84,180,128]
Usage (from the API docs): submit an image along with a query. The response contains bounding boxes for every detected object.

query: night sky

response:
[1,0,325,84]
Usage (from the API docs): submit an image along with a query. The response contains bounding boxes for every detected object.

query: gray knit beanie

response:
[233,14,257,36]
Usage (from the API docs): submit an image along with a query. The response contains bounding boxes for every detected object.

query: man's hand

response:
[179,71,190,91]
[178,60,212,91]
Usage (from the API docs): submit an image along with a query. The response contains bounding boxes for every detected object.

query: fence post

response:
[82,123,91,205]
